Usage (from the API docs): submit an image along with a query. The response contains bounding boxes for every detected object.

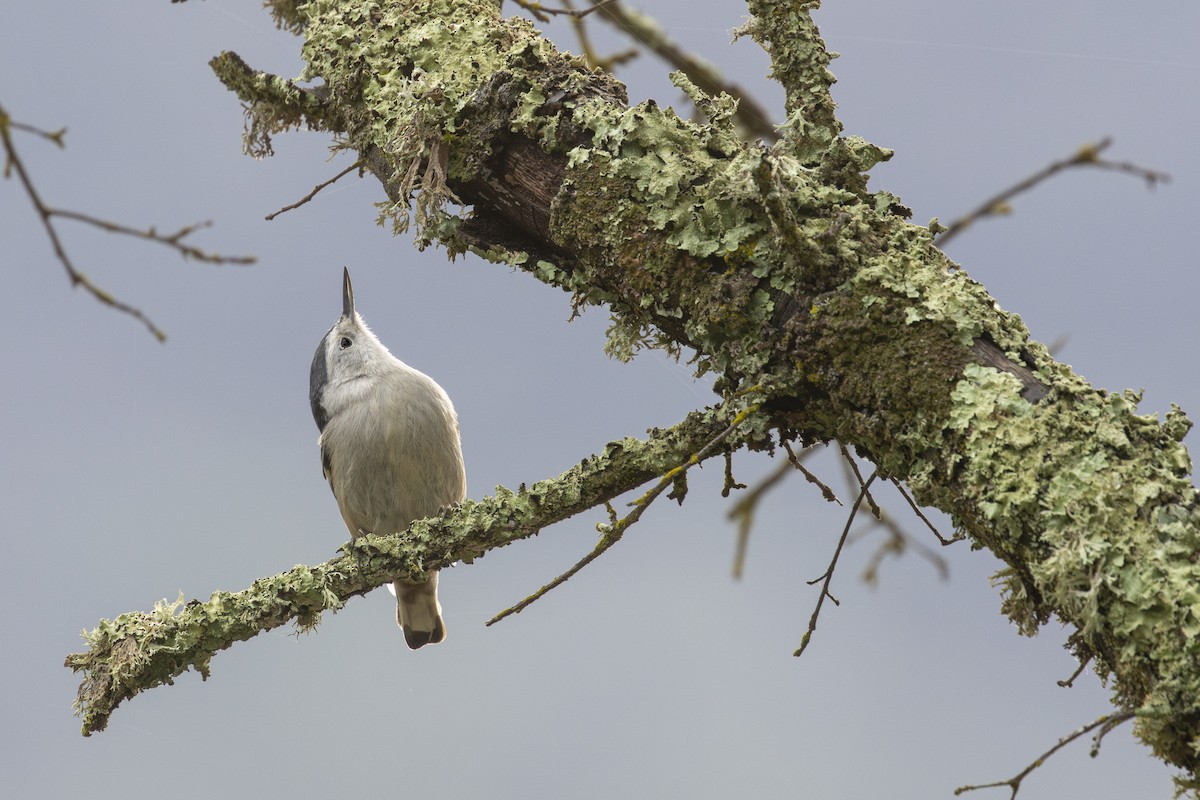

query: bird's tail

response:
[394,571,446,649]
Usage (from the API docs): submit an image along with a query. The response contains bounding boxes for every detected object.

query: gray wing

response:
[320,438,335,494]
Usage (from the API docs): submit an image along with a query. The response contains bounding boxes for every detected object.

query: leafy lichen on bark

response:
[739,0,840,161]
[801,209,1200,772]
[284,0,620,238]
[547,84,902,386]
[942,364,1200,770]
[171,0,1200,783]
[209,50,335,157]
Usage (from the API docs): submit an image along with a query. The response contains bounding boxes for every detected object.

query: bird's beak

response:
[342,266,355,319]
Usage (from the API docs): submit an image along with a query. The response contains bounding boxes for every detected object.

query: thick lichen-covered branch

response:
[65,407,737,736]
[191,0,1198,784]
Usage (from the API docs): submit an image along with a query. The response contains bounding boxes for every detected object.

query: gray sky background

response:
[3,2,1197,798]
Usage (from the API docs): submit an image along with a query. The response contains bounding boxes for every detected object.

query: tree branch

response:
[795,470,878,656]
[1,104,254,341]
[740,0,840,158]
[955,711,1136,798]
[92,1,1200,784]
[65,407,738,736]
[207,50,336,158]
[936,137,1169,247]
[489,400,762,623]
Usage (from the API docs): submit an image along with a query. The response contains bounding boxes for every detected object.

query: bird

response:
[309,267,466,648]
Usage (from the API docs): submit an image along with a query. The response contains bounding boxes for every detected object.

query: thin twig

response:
[954,711,1135,798]
[1057,657,1091,689]
[487,404,760,625]
[889,477,961,545]
[937,138,1168,248]
[1,105,255,341]
[1088,712,1130,757]
[794,470,878,657]
[845,478,951,584]
[512,0,618,22]
[517,0,777,137]
[721,449,747,497]
[49,211,255,265]
[840,445,881,520]
[782,440,840,505]
[2,109,167,339]
[582,0,779,141]
[9,119,66,146]
[266,159,362,221]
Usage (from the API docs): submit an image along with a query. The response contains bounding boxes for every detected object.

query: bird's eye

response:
[339,336,353,349]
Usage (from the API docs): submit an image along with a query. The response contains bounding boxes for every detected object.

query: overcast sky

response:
[3,2,1197,798]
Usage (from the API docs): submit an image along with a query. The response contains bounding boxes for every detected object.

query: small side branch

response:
[488,403,761,625]
[49,211,255,265]
[937,138,1168,247]
[208,50,335,158]
[739,0,839,151]
[840,445,881,519]
[1057,657,1091,688]
[843,475,951,586]
[890,477,961,546]
[1,105,254,341]
[794,470,879,657]
[850,502,950,586]
[783,440,840,505]
[9,118,66,145]
[954,711,1135,799]
[265,159,362,221]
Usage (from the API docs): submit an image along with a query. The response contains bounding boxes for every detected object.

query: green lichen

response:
[66,563,353,736]
[939,362,1200,774]
[204,0,1200,783]
[551,78,873,375]
[209,50,329,157]
[292,0,568,236]
[566,97,768,260]
[848,223,1031,350]
[739,0,841,160]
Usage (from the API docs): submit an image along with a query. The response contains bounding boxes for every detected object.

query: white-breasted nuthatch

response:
[309,267,466,649]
